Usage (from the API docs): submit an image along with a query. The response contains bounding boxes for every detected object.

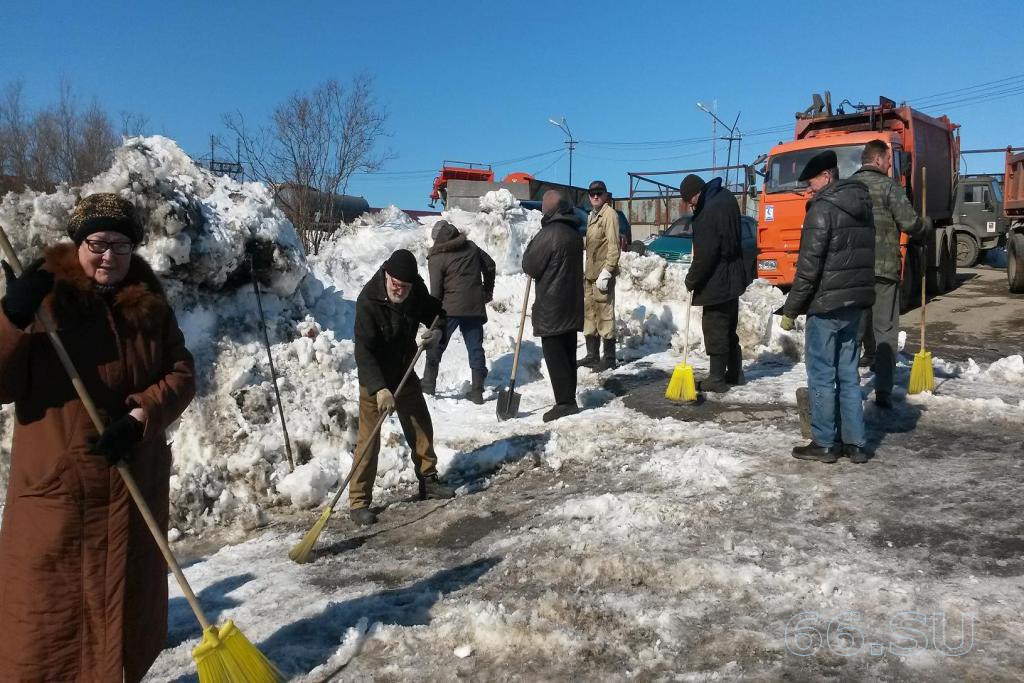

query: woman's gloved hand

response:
[88,414,144,466]
[2,259,54,328]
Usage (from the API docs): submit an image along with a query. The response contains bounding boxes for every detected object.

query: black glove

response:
[2,259,54,329]
[88,415,144,466]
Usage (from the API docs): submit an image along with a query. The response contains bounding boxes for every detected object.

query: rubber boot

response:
[421,357,439,395]
[596,337,617,372]
[726,345,745,385]
[469,368,486,405]
[577,335,600,369]
[700,354,730,393]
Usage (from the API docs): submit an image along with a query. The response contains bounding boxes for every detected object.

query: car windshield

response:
[664,217,692,237]
[765,144,867,194]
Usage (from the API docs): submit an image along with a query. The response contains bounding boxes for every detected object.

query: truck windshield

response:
[765,144,867,194]
[993,179,1003,205]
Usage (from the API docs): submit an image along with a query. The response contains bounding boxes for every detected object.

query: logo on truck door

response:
[766,205,775,222]
[987,221,996,233]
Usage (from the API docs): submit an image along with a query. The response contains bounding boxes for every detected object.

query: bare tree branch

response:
[224,75,390,253]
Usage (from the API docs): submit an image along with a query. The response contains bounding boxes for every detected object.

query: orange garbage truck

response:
[1006,147,1024,292]
[756,96,959,311]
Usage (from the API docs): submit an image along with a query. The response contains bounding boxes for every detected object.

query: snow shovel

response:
[496,277,531,421]
[0,224,283,682]
[909,167,935,394]
[250,256,294,471]
[290,315,441,564]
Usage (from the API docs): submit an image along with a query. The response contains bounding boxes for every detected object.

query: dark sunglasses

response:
[588,190,604,197]
[84,238,133,255]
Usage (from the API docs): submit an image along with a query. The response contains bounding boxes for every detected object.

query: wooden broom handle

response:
[920,168,927,350]
[0,225,213,632]
[682,290,693,365]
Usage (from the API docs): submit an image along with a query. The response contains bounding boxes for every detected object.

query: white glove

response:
[596,268,613,293]
[376,388,395,413]
[419,327,442,349]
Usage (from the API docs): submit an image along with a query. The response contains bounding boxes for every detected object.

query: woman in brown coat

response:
[0,193,196,682]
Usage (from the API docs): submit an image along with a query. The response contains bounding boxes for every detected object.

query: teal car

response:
[644,215,759,281]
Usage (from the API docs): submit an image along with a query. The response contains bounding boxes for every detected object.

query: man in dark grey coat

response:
[424,220,496,404]
[522,190,585,422]
[681,174,751,392]
[781,150,875,464]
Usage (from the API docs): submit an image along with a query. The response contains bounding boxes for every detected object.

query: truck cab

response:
[756,131,906,287]
[953,175,1008,266]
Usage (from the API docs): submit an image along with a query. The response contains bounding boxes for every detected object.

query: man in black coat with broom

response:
[522,190,585,422]
[350,249,454,526]
[681,174,751,392]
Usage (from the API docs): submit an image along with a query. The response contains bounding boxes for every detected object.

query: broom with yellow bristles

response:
[0,224,283,683]
[666,290,698,402]
[290,315,441,564]
[908,167,935,394]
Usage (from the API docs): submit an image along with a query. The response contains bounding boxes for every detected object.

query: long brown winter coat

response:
[0,242,195,682]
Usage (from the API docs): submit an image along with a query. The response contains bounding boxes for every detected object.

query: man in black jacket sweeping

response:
[350,249,454,526]
[424,220,496,403]
[780,150,875,464]
[522,190,585,422]
[681,174,751,392]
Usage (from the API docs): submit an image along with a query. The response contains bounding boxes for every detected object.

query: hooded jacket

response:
[522,200,585,336]
[427,222,496,319]
[0,242,195,682]
[683,177,750,306]
[783,179,876,317]
[354,265,444,395]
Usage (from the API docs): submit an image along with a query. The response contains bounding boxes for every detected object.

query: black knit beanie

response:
[67,193,142,245]
[384,249,418,283]
[679,174,706,202]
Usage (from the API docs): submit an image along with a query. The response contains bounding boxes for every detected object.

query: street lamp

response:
[697,102,742,189]
[549,117,577,186]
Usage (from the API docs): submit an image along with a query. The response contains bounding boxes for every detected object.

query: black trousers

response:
[541,331,578,405]
[701,297,742,381]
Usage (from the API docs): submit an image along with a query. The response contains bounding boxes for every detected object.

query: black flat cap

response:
[798,150,838,182]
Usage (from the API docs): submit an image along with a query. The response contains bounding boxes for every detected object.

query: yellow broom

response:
[0,225,283,683]
[290,315,441,564]
[908,167,935,394]
[666,290,698,401]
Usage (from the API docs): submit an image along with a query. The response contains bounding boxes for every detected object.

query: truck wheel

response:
[899,253,917,313]
[943,238,958,292]
[1009,232,1024,294]
[956,232,979,268]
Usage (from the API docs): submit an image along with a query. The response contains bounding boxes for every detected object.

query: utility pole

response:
[549,117,577,186]
[697,103,742,189]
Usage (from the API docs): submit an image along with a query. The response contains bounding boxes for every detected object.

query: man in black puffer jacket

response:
[781,150,875,465]
[682,174,751,392]
[522,190,585,422]
[425,220,496,403]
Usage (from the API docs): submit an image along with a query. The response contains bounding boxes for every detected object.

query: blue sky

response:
[3,0,1023,209]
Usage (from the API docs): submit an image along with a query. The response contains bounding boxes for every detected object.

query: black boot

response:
[577,335,600,368]
[699,354,730,393]
[595,337,617,372]
[420,475,455,500]
[844,444,869,464]
[726,346,745,385]
[792,442,840,463]
[469,369,486,405]
[542,402,580,423]
[350,507,378,526]
[421,357,439,395]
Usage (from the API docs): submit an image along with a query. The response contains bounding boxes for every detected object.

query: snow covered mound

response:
[0,136,305,296]
[478,188,519,213]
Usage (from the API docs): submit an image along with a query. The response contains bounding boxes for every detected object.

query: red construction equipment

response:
[430,161,494,207]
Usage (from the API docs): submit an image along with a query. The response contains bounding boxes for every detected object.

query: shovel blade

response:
[495,387,521,421]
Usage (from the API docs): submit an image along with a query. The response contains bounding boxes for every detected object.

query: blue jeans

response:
[804,307,865,448]
[428,316,486,372]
